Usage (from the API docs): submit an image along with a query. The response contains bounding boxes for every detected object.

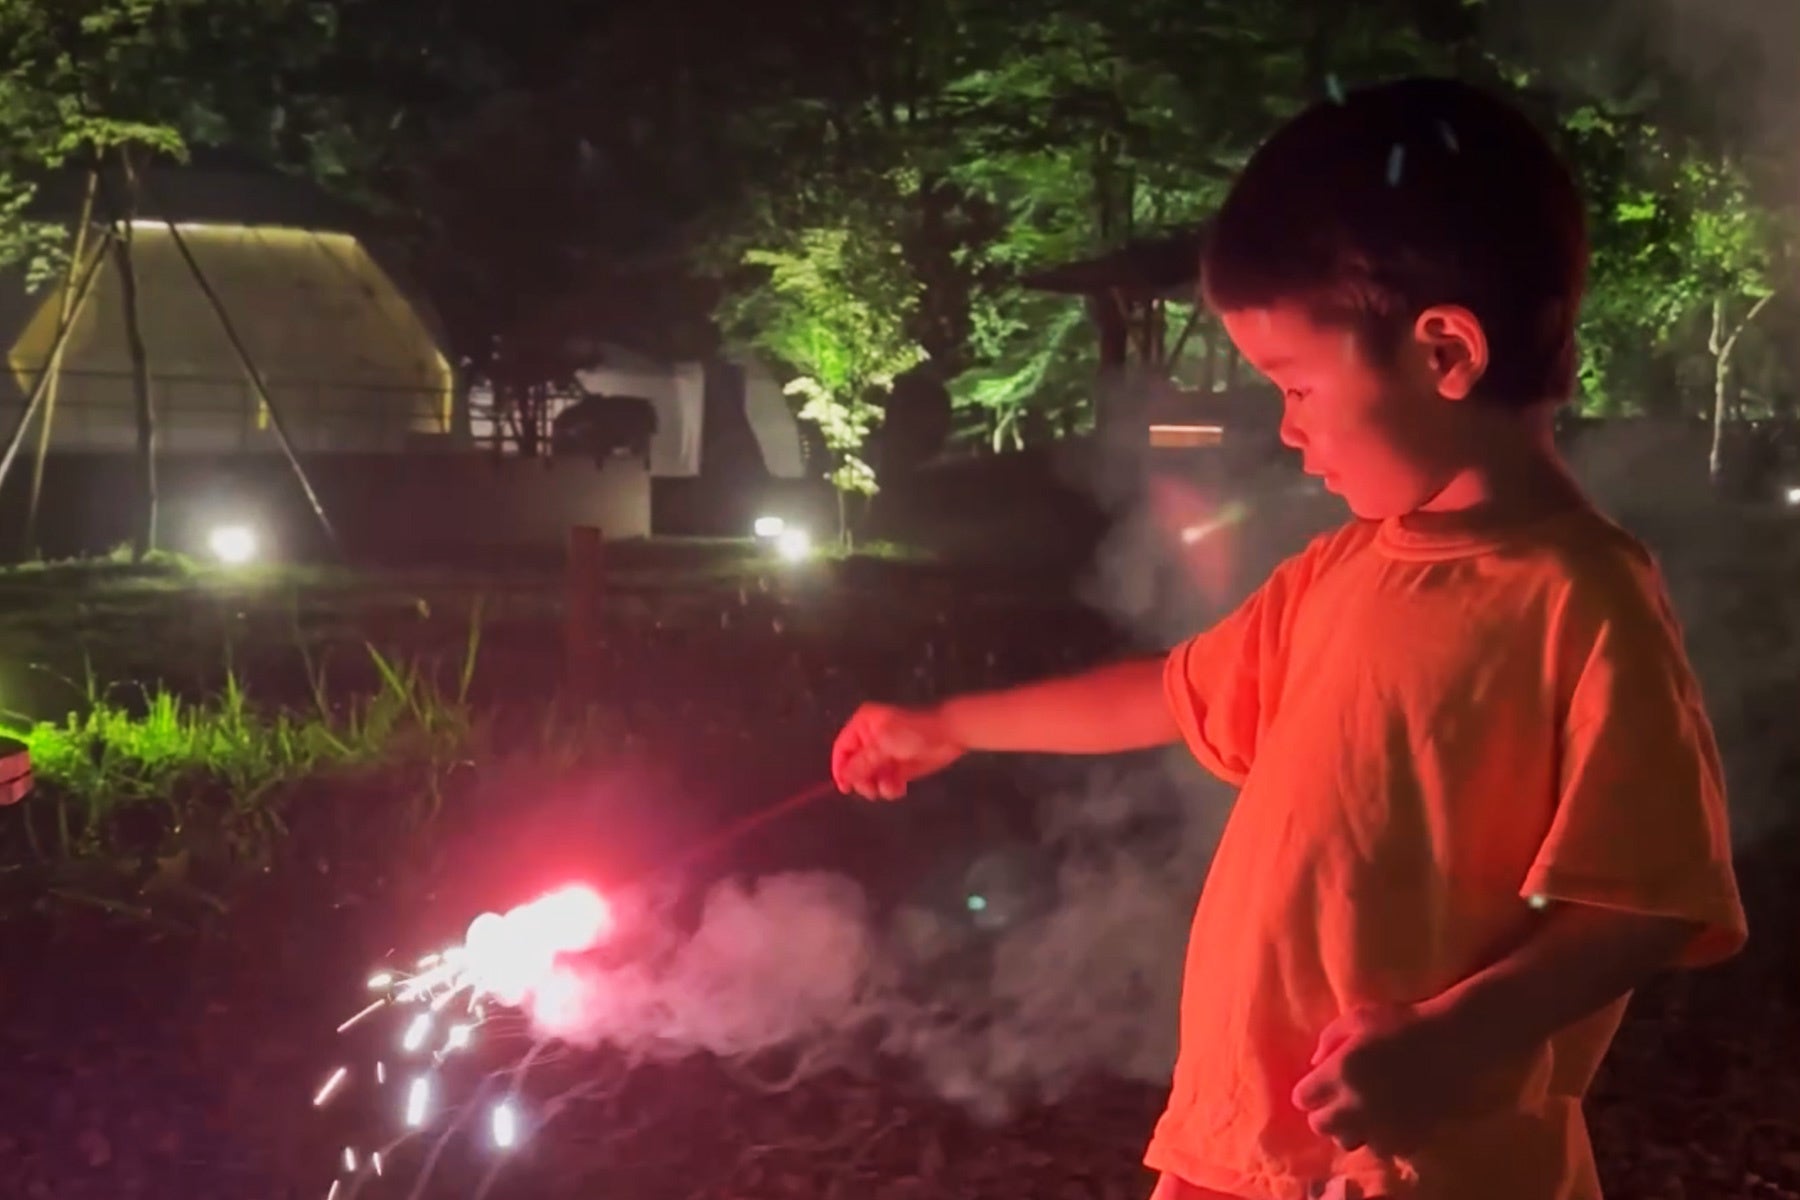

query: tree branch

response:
[1719,289,1776,362]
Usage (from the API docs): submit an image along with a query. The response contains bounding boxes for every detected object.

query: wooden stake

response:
[24,166,100,552]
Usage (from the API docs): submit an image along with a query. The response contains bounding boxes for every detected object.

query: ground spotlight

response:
[208,524,259,565]
[775,527,812,562]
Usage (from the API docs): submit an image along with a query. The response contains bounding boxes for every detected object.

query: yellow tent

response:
[2,169,453,455]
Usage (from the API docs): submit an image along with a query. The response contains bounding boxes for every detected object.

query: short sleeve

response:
[1163,538,1324,786]
[1522,566,1747,968]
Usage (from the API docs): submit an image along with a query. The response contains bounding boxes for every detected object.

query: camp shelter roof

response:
[1018,226,1209,302]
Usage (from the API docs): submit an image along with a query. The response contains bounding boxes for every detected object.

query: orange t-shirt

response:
[1148,507,1746,1200]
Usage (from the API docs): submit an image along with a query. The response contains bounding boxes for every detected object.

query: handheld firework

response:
[312,779,839,1198]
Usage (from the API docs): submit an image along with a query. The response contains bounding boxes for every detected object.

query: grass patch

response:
[0,607,490,920]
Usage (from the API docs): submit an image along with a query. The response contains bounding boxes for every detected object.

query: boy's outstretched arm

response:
[1292,902,1698,1157]
[833,657,1177,799]
[936,657,1178,754]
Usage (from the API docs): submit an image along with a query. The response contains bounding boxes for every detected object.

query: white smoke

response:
[532,872,882,1060]
[509,758,1231,1119]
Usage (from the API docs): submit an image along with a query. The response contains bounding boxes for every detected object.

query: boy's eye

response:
[1284,389,1309,403]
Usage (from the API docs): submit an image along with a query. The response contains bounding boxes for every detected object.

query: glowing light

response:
[313,1066,349,1108]
[1180,500,1251,546]
[326,1181,342,1200]
[775,527,812,562]
[367,972,394,990]
[1149,423,1224,449]
[463,885,613,1008]
[371,1152,383,1176]
[966,894,988,913]
[375,1061,386,1085]
[445,1024,473,1052]
[491,1100,520,1149]
[401,1014,433,1052]
[1527,893,1549,910]
[405,1077,432,1128]
[342,1147,358,1173]
[753,515,786,539]
[207,523,258,565]
[1785,485,1800,507]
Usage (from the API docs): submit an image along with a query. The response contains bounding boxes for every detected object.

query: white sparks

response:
[431,982,470,1013]
[405,1077,433,1128]
[325,1182,342,1200]
[417,952,443,969]
[1528,893,1550,910]
[492,1100,520,1150]
[445,1024,474,1052]
[342,1146,358,1174]
[376,1061,387,1085]
[367,971,394,990]
[337,998,386,1034]
[402,1014,433,1053]
[313,1067,349,1108]
[371,1151,384,1176]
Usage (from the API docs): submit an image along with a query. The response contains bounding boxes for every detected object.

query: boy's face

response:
[1221,303,1475,520]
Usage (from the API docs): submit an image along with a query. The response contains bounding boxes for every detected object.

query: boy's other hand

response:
[831,703,965,800]
[1291,1003,1478,1158]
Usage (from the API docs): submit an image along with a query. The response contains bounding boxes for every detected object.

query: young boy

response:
[830,78,1746,1200]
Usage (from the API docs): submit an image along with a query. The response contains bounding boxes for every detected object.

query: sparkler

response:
[314,780,838,1197]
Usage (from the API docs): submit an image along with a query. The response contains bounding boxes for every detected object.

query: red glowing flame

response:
[463,884,613,1007]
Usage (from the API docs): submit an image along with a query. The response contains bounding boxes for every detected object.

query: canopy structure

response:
[1018,225,1274,448]
[0,165,454,456]
[1020,226,1208,370]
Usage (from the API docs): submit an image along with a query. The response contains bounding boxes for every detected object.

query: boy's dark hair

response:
[1202,77,1588,407]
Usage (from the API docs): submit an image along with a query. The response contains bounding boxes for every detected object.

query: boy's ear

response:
[1412,305,1488,401]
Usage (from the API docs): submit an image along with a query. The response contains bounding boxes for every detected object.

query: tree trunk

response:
[1707,291,1776,486]
[113,180,157,559]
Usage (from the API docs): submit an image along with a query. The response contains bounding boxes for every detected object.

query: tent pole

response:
[142,178,343,557]
[23,167,101,552]
[0,225,115,496]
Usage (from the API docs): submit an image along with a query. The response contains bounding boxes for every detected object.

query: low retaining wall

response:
[0,451,650,563]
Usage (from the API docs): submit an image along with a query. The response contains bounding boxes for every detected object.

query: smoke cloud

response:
[521,758,1228,1118]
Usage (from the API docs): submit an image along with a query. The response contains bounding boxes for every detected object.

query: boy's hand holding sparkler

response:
[832,704,965,800]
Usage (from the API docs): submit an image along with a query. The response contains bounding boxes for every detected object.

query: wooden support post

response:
[565,525,604,692]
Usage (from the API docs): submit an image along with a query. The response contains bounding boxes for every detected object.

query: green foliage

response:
[726,206,926,526]
[1560,101,1785,414]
